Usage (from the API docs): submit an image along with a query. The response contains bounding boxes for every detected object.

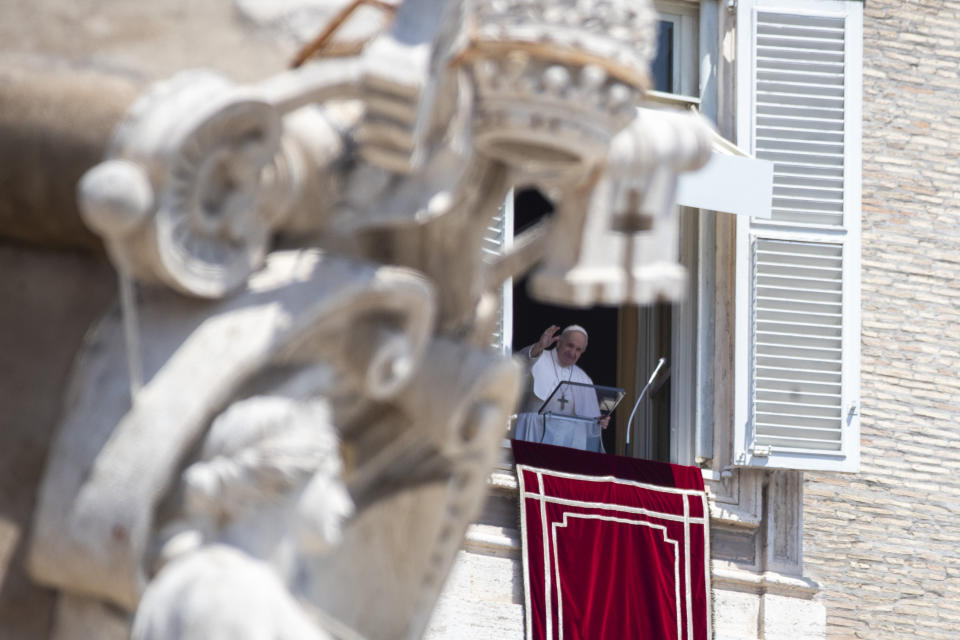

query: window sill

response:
[710,565,820,599]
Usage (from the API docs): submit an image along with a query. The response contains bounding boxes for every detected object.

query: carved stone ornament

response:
[78,70,284,298]
[27,0,717,638]
[453,0,657,178]
[29,251,435,607]
[530,107,714,306]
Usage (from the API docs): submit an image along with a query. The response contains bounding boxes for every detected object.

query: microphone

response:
[625,357,667,456]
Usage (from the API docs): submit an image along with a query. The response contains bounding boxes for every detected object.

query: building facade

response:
[804,0,960,637]
[436,1,960,639]
[433,0,864,637]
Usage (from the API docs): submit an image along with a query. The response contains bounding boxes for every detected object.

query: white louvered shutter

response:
[484,191,514,354]
[733,0,861,471]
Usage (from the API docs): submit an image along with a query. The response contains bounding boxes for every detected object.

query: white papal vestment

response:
[514,347,604,452]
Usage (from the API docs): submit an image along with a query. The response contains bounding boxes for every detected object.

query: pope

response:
[519,324,610,429]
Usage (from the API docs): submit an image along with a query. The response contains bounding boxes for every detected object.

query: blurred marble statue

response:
[23,0,714,638]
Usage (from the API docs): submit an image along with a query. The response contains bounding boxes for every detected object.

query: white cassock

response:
[514,348,605,452]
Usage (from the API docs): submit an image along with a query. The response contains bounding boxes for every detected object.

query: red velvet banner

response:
[512,440,711,640]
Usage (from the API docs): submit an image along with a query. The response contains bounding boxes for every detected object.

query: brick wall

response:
[803,1,960,638]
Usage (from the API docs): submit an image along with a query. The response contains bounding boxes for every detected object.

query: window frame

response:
[634,0,705,467]
[654,1,701,98]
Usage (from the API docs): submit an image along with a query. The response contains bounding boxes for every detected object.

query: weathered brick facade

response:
[803,1,960,637]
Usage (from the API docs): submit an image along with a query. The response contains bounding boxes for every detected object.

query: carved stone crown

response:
[454,0,657,175]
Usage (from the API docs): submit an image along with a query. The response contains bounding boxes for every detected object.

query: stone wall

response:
[803,1,960,638]
[0,247,115,639]
[0,1,296,83]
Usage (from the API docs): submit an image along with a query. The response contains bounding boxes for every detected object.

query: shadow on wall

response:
[0,246,116,639]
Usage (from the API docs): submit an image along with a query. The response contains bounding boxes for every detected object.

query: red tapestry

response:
[512,440,711,640]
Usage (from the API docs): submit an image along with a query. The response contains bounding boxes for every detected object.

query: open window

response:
[500,1,709,462]
[493,0,858,474]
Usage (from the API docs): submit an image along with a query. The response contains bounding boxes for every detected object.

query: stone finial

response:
[452,0,657,177]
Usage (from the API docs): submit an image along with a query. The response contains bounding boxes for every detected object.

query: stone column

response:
[0,56,144,252]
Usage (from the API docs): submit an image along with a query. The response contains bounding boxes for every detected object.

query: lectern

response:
[514,381,625,453]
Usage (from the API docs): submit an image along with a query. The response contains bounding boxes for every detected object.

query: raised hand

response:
[531,325,561,358]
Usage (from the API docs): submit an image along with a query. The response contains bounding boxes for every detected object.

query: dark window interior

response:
[511,188,620,453]
[652,20,675,93]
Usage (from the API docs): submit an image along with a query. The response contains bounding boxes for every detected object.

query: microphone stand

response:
[625,357,666,458]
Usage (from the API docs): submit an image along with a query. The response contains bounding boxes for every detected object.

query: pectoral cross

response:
[558,394,569,411]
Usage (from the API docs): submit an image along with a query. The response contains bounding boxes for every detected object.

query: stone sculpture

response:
[24,0,715,638]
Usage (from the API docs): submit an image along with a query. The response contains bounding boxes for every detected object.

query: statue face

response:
[556,331,586,367]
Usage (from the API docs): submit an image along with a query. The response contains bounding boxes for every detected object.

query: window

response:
[623,1,702,465]
[651,1,700,97]
[492,0,859,475]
